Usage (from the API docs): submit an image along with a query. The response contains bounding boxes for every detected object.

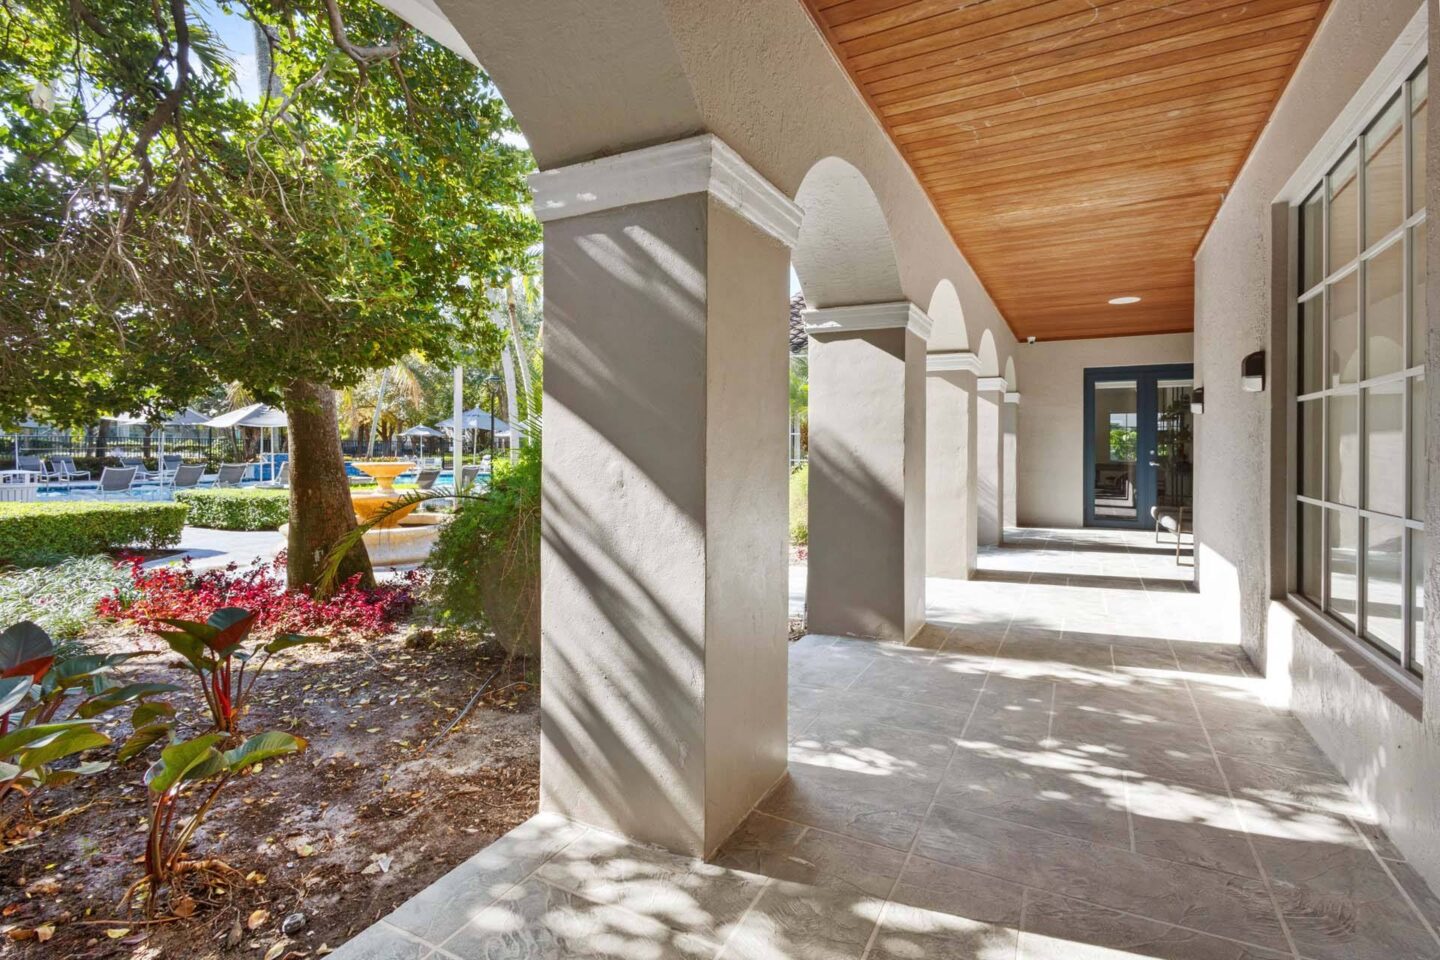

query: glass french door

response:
[1084,364,1195,529]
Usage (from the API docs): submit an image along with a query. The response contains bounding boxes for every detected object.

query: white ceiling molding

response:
[528,134,803,248]
[977,376,1008,393]
[1004,391,1021,404]
[803,301,933,341]
[925,351,981,374]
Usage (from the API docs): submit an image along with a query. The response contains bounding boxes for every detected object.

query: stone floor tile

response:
[536,829,763,943]
[440,878,719,960]
[821,688,970,739]
[849,655,987,710]
[870,857,1024,960]
[1253,837,1440,960]
[1125,777,1262,879]
[915,803,1291,952]
[1017,891,1290,959]
[327,922,435,960]
[756,761,932,851]
[1217,755,1368,821]
[790,714,955,782]
[384,814,587,944]
[938,741,1126,809]
[789,642,879,690]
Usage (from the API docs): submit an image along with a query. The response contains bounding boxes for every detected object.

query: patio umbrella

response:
[201,404,289,476]
[434,409,511,434]
[400,424,445,458]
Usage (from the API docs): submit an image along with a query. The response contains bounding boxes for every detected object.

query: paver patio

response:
[331,529,1440,959]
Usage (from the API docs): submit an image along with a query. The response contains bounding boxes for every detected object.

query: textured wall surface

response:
[1195,0,1438,889]
[1014,334,1193,528]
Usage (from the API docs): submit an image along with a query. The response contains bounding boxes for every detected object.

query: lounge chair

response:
[96,466,138,500]
[257,461,290,488]
[415,468,440,491]
[213,463,248,487]
[17,456,58,484]
[459,464,482,489]
[53,457,91,483]
[170,463,206,492]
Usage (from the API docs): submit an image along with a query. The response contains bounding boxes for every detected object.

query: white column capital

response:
[803,302,933,341]
[925,350,981,374]
[977,376,1009,393]
[528,134,802,248]
[1004,392,1021,404]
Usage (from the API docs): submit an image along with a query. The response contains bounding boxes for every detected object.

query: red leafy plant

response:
[98,556,422,641]
[128,730,306,914]
[149,608,324,735]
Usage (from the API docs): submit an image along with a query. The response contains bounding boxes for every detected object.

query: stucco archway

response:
[927,279,969,352]
[977,329,1001,378]
[791,157,904,309]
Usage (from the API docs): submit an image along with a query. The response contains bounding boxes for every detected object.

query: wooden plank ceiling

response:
[800,0,1329,341]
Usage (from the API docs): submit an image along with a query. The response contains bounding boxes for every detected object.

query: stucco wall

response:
[1194,0,1438,888]
[1015,334,1194,529]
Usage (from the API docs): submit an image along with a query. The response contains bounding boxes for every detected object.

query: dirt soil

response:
[0,621,540,959]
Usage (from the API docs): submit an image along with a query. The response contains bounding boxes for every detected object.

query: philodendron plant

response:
[129,731,307,913]
[0,621,176,822]
[153,608,325,735]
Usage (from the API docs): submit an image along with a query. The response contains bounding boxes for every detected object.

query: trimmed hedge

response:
[0,501,187,565]
[176,488,290,531]
[789,463,808,546]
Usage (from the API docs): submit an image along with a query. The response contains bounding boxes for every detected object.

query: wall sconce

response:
[1190,387,1205,415]
[1241,351,1266,392]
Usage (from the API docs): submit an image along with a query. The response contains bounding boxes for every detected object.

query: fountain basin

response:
[353,460,415,493]
[282,512,448,569]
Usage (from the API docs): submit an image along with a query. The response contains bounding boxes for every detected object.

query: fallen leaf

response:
[105,927,130,939]
[296,844,316,858]
[263,941,287,960]
[248,909,270,930]
[35,925,54,943]
[7,929,35,942]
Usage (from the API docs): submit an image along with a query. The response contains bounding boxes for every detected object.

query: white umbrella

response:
[201,404,289,478]
[400,424,444,458]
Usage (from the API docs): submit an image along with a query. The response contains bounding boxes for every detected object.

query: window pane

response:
[1365,380,1404,516]
[1364,96,1404,247]
[1412,67,1428,217]
[1329,272,1359,385]
[1327,392,1359,505]
[1299,398,1322,498]
[1413,375,1427,520]
[1300,501,1323,605]
[1328,509,1359,629]
[1299,295,1324,393]
[1365,517,1405,657]
[1412,220,1427,367]
[1411,530,1426,673]
[1301,188,1324,290]
[1329,148,1359,269]
[1365,240,1405,378]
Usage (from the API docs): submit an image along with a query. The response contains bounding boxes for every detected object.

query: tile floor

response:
[331,528,1440,959]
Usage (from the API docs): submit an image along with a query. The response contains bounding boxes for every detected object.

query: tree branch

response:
[322,0,399,73]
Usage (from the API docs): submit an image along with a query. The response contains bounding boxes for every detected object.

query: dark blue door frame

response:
[1083,363,1194,529]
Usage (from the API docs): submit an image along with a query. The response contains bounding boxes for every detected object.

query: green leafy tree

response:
[0,0,538,588]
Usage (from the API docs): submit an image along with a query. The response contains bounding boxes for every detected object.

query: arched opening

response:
[791,157,903,309]
[926,278,970,353]
[1005,356,1018,391]
[977,329,1001,378]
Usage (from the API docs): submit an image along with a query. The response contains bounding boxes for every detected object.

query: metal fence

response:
[0,433,230,468]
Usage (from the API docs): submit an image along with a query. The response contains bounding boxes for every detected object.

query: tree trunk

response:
[284,379,373,592]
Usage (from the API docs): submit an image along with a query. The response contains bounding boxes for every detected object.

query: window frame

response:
[1287,59,1427,689]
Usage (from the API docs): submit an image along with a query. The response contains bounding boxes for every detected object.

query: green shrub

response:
[176,488,290,531]
[0,556,134,642]
[430,452,539,654]
[789,463,808,546]
[0,501,187,566]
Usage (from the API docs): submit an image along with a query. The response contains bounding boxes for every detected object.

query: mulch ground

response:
[0,620,540,959]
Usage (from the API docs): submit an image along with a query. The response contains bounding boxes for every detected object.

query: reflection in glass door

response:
[1084,364,1195,529]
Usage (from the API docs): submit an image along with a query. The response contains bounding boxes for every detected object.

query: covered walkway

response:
[334,531,1440,960]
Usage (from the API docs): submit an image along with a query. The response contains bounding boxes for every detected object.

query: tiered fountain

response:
[349,462,447,567]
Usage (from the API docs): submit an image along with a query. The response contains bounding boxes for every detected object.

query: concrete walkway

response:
[329,529,1440,960]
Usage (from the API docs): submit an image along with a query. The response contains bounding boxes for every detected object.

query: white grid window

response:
[1295,63,1427,676]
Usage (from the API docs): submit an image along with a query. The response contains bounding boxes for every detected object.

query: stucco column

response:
[530,135,797,857]
[1002,392,1020,530]
[926,352,980,579]
[976,378,1007,546]
[805,303,930,642]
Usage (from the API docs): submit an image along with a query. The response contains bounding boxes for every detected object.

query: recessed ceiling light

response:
[1108,296,1142,305]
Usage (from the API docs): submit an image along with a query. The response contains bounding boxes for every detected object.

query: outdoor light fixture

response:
[1108,296,1141,305]
[1241,351,1266,392]
[1190,387,1205,415]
